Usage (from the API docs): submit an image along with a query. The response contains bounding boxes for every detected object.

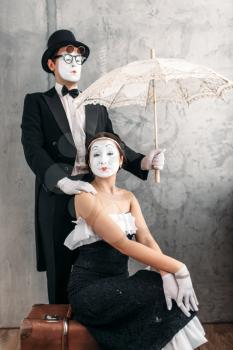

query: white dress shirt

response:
[55,82,89,175]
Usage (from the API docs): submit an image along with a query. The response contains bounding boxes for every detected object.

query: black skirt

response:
[67,238,197,350]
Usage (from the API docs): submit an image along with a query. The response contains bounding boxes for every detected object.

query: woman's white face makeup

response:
[57,53,82,82]
[89,139,121,178]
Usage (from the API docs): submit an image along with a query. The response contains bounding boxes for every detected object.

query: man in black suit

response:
[21,29,165,303]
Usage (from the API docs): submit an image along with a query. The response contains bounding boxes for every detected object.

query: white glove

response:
[175,264,199,317]
[141,149,166,171]
[161,273,178,311]
[56,177,97,195]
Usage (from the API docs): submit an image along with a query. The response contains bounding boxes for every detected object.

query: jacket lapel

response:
[43,87,75,146]
[84,104,99,146]
[43,87,99,148]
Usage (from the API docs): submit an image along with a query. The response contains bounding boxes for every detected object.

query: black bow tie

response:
[61,85,79,98]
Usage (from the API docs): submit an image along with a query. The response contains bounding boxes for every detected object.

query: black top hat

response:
[41,29,90,73]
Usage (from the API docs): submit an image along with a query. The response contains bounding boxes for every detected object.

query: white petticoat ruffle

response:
[64,212,137,250]
[162,316,208,350]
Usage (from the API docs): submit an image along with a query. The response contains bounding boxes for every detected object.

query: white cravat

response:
[55,82,89,175]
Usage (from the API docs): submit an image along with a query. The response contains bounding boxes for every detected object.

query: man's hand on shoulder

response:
[56,177,97,195]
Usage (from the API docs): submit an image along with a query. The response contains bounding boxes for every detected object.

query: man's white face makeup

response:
[57,51,82,82]
[89,139,121,178]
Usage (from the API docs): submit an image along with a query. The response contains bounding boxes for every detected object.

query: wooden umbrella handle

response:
[155,169,160,183]
[150,48,160,183]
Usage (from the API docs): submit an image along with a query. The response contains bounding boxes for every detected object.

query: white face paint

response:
[58,53,82,82]
[89,139,121,178]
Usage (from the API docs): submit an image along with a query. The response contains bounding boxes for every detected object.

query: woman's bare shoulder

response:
[117,188,135,200]
[74,191,93,201]
[74,192,100,217]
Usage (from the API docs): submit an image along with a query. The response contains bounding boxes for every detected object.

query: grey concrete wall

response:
[0,0,232,326]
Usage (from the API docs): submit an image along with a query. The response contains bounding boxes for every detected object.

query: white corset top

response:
[64,212,138,250]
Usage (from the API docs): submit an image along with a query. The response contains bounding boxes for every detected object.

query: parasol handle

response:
[150,48,160,183]
[155,169,160,183]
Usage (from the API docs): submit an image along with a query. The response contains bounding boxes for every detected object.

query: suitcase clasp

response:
[43,314,63,322]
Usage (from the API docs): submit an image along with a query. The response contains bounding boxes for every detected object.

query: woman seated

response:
[64,131,208,350]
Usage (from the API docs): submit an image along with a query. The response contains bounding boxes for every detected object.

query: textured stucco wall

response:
[0,0,232,326]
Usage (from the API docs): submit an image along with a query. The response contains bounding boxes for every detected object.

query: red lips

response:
[100,167,108,171]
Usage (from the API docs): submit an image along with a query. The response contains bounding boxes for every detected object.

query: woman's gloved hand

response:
[174,264,199,317]
[56,177,97,195]
[161,273,178,311]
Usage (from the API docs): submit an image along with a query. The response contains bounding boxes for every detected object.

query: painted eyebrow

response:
[92,143,116,150]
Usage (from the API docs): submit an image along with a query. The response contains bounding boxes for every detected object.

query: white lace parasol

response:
[75,58,233,109]
[74,55,233,182]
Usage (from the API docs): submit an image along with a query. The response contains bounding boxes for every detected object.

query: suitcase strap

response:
[62,318,69,350]
[44,314,69,350]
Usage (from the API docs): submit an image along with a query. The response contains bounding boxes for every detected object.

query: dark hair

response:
[48,48,59,76]
[85,132,127,173]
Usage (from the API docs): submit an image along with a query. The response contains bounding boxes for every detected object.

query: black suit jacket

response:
[21,87,148,271]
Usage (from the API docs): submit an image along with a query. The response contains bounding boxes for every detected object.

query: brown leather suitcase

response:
[20,304,101,350]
